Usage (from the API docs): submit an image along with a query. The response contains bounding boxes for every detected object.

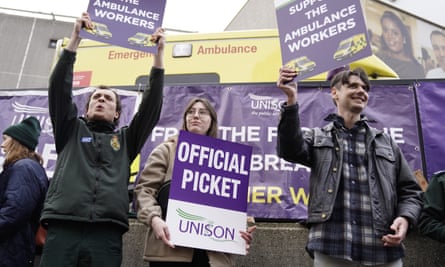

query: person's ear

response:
[331,87,339,100]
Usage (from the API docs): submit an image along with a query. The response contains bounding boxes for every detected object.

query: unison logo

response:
[176,208,235,242]
[248,93,284,111]
[12,101,47,114]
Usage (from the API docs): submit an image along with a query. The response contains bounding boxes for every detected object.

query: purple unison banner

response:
[416,81,445,179]
[140,83,421,220]
[274,0,372,80]
[80,0,166,53]
[165,130,252,255]
[0,81,425,220]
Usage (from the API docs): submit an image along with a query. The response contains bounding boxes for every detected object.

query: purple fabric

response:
[0,80,429,219]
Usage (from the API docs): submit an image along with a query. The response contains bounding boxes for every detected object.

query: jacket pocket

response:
[375,146,395,162]
[375,145,396,180]
[312,134,334,148]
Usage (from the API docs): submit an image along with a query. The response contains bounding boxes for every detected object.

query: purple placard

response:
[80,0,166,53]
[416,81,445,179]
[169,130,252,213]
[274,0,372,80]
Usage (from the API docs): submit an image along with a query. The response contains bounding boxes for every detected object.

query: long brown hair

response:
[3,137,43,168]
[181,97,218,138]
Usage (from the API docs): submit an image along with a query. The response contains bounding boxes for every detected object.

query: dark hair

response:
[330,67,371,92]
[430,30,445,41]
[181,97,218,138]
[85,85,122,126]
[380,10,416,61]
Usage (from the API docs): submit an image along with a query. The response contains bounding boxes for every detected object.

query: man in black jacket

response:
[40,12,164,266]
[276,66,422,266]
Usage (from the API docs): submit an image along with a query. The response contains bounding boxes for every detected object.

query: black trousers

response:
[150,249,210,267]
[39,221,123,267]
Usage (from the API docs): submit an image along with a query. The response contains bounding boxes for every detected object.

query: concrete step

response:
[123,220,445,267]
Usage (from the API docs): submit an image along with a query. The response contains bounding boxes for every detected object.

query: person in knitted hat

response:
[3,116,41,151]
[0,116,49,266]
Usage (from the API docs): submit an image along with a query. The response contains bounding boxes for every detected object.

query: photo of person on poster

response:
[426,30,445,78]
[375,10,425,79]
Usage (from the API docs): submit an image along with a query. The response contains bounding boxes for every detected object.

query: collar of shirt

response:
[83,118,116,133]
[324,113,371,131]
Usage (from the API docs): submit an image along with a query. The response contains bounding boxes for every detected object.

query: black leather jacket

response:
[277,103,422,235]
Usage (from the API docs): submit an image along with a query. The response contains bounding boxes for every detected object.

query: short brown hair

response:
[330,67,371,92]
[182,98,218,138]
[430,30,445,41]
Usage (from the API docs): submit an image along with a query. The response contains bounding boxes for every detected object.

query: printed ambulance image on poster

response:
[128,32,156,47]
[333,33,368,61]
[285,56,316,74]
[84,21,113,39]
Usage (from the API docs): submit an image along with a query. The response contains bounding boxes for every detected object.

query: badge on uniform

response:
[110,135,120,151]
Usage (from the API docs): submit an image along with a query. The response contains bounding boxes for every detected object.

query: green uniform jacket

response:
[419,171,445,242]
[41,49,163,231]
